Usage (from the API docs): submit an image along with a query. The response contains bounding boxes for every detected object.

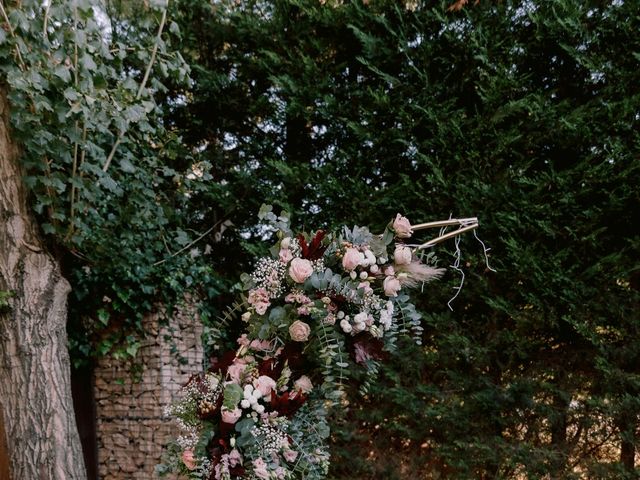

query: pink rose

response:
[294,375,313,394]
[221,407,242,424]
[289,258,314,283]
[228,449,242,468]
[283,448,298,463]
[358,281,373,294]
[323,313,336,325]
[289,320,311,342]
[253,375,277,397]
[181,449,197,470]
[342,247,364,271]
[237,334,250,347]
[384,265,395,276]
[249,338,273,352]
[394,245,412,265]
[248,288,271,315]
[248,288,269,304]
[383,276,402,297]
[393,214,413,238]
[255,302,269,315]
[228,357,252,383]
[253,458,270,480]
[279,248,293,264]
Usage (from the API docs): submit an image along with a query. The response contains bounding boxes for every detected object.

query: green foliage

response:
[0,0,222,363]
[165,0,639,477]
[0,290,14,313]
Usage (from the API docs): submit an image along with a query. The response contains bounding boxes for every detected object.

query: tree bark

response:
[0,90,87,479]
[0,406,10,480]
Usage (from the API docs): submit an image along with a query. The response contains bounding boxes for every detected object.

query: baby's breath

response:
[251,257,287,298]
[251,420,290,455]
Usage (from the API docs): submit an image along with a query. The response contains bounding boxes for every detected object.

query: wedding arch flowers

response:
[159,207,483,479]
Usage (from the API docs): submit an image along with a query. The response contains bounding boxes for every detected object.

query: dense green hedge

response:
[164,1,639,477]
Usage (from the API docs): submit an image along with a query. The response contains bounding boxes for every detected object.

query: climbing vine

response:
[0,0,217,362]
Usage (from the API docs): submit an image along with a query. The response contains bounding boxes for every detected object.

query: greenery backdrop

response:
[1,0,638,478]
[164,1,640,478]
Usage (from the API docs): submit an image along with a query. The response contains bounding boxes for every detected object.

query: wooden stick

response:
[416,223,479,249]
[412,217,478,231]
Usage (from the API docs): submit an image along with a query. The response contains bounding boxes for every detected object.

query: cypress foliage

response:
[167,0,640,477]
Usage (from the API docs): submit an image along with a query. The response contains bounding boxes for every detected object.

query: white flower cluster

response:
[176,428,200,450]
[312,258,325,273]
[288,237,301,257]
[336,291,394,338]
[251,422,289,455]
[240,384,266,414]
[251,257,287,298]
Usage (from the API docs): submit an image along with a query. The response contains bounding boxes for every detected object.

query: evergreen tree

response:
[167,0,640,478]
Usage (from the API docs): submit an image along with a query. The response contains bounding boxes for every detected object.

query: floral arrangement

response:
[159,207,458,480]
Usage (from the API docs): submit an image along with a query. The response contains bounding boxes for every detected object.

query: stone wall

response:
[94,304,203,479]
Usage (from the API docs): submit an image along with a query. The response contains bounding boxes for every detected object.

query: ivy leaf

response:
[53,65,72,83]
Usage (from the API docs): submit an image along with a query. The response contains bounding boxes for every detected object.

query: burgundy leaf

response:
[351,333,386,365]
[270,390,307,417]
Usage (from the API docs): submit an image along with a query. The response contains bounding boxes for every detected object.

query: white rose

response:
[353,322,366,333]
[354,312,368,324]
[340,319,352,333]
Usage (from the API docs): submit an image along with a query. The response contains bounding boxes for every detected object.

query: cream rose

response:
[294,375,314,394]
[289,320,311,342]
[289,258,314,283]
[393,214,413,238]
[383,276,402,297]
[342,247,364,271]
[394,245,412,265]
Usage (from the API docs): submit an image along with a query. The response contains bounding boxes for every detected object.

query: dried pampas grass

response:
[396,260,445,288]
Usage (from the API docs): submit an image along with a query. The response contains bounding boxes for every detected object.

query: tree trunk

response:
[617,414,637,474]
[0,90,87,479]
[0,407,10,480]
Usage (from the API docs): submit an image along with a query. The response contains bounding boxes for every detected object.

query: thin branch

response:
[415,223,479,250]
[72,3,78,86]
[135,7,167,100]
[0,1,26,70]
[69,123,86,230]
[68,4,81,240]
[43,0,51,40]
[152,217,226,267]
[102,4,168,173]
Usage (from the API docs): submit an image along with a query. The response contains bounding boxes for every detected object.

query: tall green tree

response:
[167,0,639,477]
